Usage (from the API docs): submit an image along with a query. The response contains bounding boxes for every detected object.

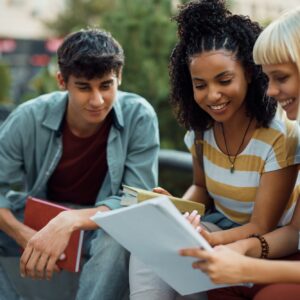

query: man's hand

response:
[20,211,73,280]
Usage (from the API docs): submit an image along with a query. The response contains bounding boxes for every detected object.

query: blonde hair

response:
[253,7,300,120]
[253,7,300,68]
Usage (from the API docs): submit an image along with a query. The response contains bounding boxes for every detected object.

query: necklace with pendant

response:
[220,118,253,173]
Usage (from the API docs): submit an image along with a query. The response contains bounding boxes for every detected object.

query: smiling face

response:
[262,62,299,120]
[57,70,120,136]
[189,50,249,125]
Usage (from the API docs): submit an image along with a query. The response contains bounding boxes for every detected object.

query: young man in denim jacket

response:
[0,28,159,300]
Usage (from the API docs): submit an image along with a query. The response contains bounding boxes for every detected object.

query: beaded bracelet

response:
[248,233,269,259]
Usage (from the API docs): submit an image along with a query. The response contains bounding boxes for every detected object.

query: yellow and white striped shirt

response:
[185,115,300,225]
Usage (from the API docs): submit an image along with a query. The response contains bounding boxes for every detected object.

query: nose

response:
[90,90,104,106]
[207,86,222,102]
[266,81,280,97]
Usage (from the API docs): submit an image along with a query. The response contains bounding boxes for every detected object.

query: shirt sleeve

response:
[264,120,300,172]
[184,130,197,157]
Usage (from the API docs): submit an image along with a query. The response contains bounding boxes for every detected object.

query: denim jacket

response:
[0,91,159,211]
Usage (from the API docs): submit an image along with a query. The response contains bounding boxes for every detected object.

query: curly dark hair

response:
[57,28,124,82]
[169,0,277,131]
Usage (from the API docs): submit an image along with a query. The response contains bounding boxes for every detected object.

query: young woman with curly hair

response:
[181,5,300,300]
[129,1,300,299]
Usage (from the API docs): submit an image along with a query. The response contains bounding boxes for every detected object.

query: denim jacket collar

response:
[41,91,124,133]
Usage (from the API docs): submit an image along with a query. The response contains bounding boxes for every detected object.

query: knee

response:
[89,229,128,258]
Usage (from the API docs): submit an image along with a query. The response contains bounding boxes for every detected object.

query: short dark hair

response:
[169,0,277,131]
[57,28,124,82]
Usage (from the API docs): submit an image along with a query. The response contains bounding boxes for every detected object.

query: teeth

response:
[280,99,294,108]
[210,103,227,110]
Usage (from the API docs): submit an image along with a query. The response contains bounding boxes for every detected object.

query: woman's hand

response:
[153,187,173,196]
[179,245,250,284]
[183,210,201,231]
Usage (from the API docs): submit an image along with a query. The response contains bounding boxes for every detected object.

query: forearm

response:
[183,184,211,208]
[240,258,300,284]
[211,222,269,246]
[60,205,110,232]
[0,208,35,247]
[245,225,299,258]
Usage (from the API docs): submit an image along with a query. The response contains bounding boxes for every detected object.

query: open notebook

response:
[91,196,233,295]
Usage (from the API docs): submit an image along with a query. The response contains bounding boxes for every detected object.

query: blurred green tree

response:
[34,0,189,150]
[0,60,12,104]
[100,0,187,149]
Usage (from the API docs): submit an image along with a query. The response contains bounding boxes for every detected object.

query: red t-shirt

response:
[47,115,112,206]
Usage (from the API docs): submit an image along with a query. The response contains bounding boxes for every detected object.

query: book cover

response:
[24,197,84,272]
[91,196,229,295]
[121,185,205,215]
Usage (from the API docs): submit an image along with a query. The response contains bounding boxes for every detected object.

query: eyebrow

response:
[74,79,115,85]
[74,81,89,85]
[192,71,234,81]
[267,70,287,75]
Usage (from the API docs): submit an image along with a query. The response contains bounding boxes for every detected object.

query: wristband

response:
[248,233,269,259]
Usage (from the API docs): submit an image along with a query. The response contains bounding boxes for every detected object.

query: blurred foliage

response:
[26,0,236,194]
[44,0,117,35]
[21,58,58,102]
[159,166,192,196]
[34,0,190,150]
[0,60,12,104]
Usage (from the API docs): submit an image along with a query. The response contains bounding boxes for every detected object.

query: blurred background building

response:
[0,0,64,101]
[0,0,65,39]
[232,0,299,22]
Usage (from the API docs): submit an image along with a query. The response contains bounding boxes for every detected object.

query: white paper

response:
[91,196,229,295]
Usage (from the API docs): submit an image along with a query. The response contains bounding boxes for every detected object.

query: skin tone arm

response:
[201,165,298,246]
[182,156,212,208]
[155,160,298,246]
[154,156,213,209]
[0,208,36,249]
[180,245,300,284]
[179,192,300,284]
[14,205,109,280]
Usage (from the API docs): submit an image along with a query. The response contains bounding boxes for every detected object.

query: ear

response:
[56,71,66,90]
[117,68,123,86]
[245,68,252,84]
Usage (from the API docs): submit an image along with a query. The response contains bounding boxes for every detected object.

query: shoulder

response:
[116,90,156,118]
[10,91,67,119]
[184,130,195,150]
[256,113,300,143]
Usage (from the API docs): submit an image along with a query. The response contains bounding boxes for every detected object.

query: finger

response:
[179,248,211,260]
[45,256,58,280]
[152,187,171,196]
[191,214,201,227]
[198,227,211,242]
[59,253,66,261]
[183,212,189,218]
[24,248,42,278]
[187,210,198,222]
[35,253,49,279]
[20,246,34,277]
[192,260,208,272]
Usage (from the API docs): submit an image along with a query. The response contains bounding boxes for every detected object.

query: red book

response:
[24,196,84,272]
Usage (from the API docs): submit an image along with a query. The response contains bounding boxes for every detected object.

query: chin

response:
[286,112,298,121]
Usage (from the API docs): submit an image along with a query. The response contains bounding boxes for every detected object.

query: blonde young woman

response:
[180,6,300,300]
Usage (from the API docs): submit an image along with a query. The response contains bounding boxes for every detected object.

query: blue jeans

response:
[77,229,129,300]
[0,209,129,300]
[0,209,25,300]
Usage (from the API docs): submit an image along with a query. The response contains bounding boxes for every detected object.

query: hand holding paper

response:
[91,196,228,295]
